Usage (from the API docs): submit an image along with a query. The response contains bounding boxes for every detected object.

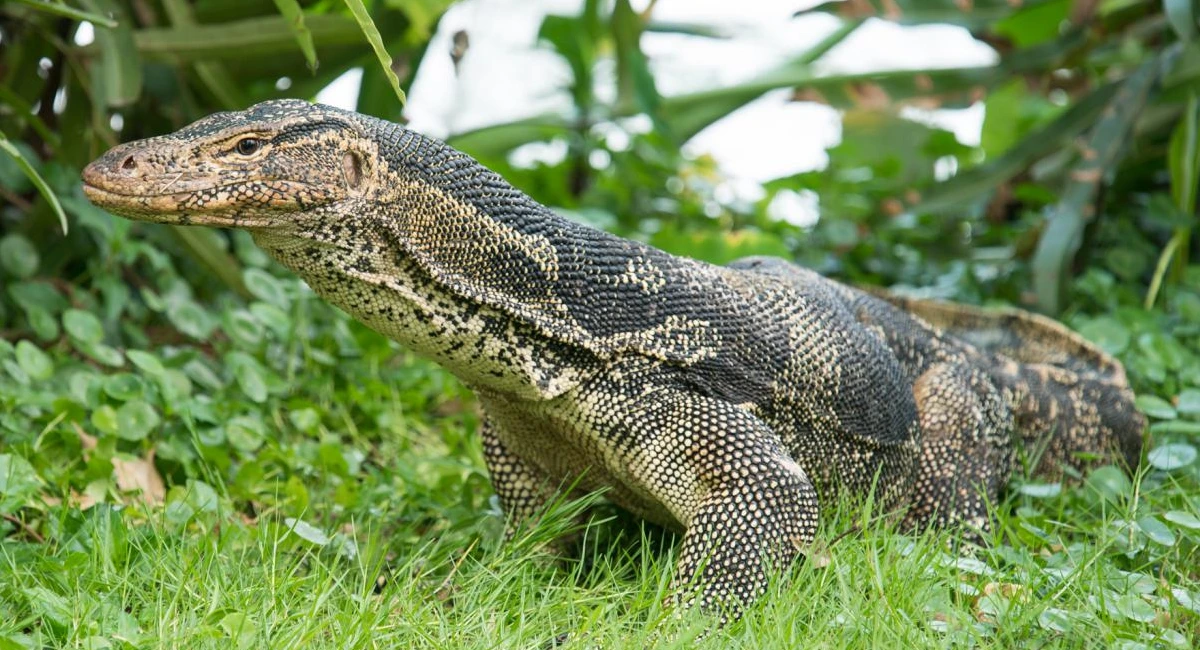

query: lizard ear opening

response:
[342,151,365,190]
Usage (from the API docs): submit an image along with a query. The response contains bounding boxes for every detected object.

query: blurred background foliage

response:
[3,2,1200,644]
[1,0,1199,472]
[3,0,1200,502]
[2,0,1198,316]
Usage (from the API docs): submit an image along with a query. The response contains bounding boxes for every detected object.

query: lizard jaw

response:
[80,179,281,229]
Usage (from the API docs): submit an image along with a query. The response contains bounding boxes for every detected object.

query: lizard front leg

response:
[578,387,821,618]
[480,415,557,539]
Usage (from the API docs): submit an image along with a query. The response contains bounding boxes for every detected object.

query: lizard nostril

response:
[120,155,136,171]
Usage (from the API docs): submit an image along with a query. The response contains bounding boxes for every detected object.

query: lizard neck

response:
[253,117,722,394]
[345,118,712,360]
[253,219,597,400]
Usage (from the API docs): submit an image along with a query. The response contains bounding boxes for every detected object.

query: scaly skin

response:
[82,99,1145,619]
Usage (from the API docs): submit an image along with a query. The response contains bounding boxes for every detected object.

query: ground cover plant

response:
[2,0,1200,647]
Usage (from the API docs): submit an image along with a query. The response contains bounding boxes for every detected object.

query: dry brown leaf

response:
[793,88,831,105]
[112,450,166,505]
[847,82,892,111]
[981,582,1029,600]
[881,198,904,217]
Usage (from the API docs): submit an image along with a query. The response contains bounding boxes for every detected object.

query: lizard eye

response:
[235,137,262,156]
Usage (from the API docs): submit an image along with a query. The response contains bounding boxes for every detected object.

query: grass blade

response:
[80,0,143,107]
[1032,55,1163,313]
[660,19,863,142]
[341,0,406,107]
[915,83,1118,214]
[1169,93,1200,215]
[796,0,1061,29]
[9,0,117,27]
[1165,0,1197,42]
[161,0,246,109]
[134,14,363,61]
[1147,92,1200,308]
[272,0,319,72]
[447,117,573,162]
[613,0,662,126]
[0,133,68,235]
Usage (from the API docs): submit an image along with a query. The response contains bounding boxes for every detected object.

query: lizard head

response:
[82,99,377,229]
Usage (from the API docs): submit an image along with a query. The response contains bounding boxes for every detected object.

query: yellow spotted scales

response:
[82,100,1146,619]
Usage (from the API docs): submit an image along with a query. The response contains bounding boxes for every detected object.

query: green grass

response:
[2,403,1198,648]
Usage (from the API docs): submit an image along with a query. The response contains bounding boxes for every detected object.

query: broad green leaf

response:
[342,0,406,106]
[1113,594,1157,622]
[1148,442,1198,470]
[288,408,320,433]
[980,80,1026,159]
[218,612,259,650]
[243,268,289,308]
[226,416,266,453]
[80,0,143,107]
[1136,395,1177,420]
[63,309,104,344]
[248,303,291,339]
[167,300,218,340]
[224,309,264,348]
[271,0,318,72]
[1151,420,1200,434]
[1176,388,1200,415]
[14,340,52,381]
[104,373,146,401]
[116,400,161,441]
[184,480,220,513]
[81,342,125,367]
[448,117,575,162]
[1172,587,1200,613]
[26,306,58,341]
[1075,316,1131,355]
[1037,608,1073,633]
[92,405,120,435]
[0,234,39,278]
[284,517,331,545]
[1164,510,1200,530]
[0,134,68,235]
[1137,516,1177,546]
[1085,465,1132,504]
[126,350,166,376]
[227,352,269,403]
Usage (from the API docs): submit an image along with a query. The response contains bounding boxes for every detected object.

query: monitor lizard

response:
[81,99,1145,619]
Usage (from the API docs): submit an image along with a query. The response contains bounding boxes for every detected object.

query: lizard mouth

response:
[81,181,281,229]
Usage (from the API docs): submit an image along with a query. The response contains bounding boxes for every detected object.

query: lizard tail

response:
[867,289,1146,475]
